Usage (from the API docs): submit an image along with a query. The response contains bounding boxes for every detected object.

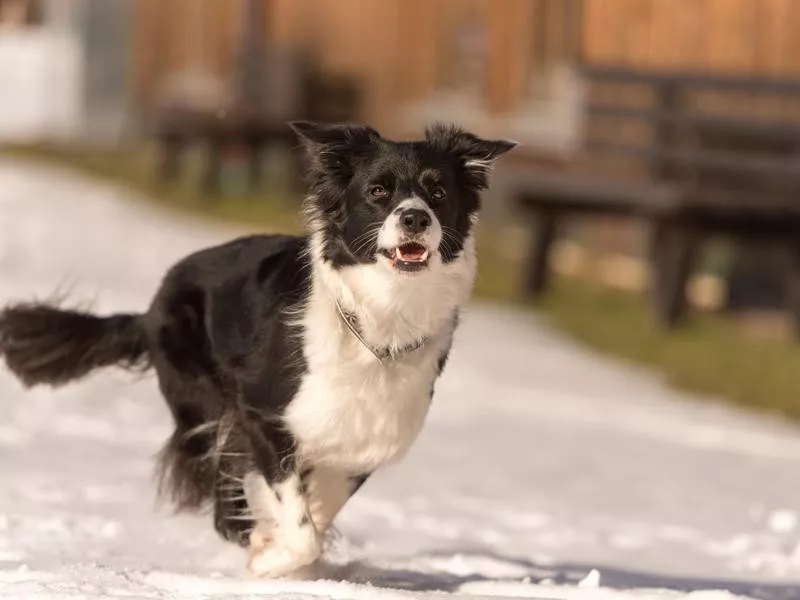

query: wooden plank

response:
[581,0,612,62]
[487,0,513,112]
[613,0,642,65]
[748,0,792,120]
[584,140,800,182]
[704,0,757,73]
[130,0,156,110]
[208,0,236,78]
[395,0,439,103]
[587,104,800,139]
[647,0,678,69]
[582,0,800,78]
[505,0,533,106]
[580,65,800,93]
[674,0,710,70]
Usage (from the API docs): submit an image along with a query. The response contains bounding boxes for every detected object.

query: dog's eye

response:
[431,187,446,202]
[369,185,388,198]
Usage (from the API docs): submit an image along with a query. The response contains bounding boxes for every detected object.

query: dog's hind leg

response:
[151,362,223,511]
[210,418,256,546]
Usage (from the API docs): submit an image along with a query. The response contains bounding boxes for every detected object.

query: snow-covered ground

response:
[1,159,800,600]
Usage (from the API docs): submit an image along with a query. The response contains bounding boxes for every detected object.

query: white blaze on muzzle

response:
[377,198,442,262]
[374,198,444,272]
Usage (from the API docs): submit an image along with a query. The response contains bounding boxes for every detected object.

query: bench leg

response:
[157,135,183,181]
[248,137,265,191]
[786,239,800,342]
[523,211,558,297]
[650,220,699,328]
[201,139,222,196]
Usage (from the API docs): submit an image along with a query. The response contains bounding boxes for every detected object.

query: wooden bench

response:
[510,65,800,334]
[152,60,362,197]
[152,68,362,196]
[150,0,362,197]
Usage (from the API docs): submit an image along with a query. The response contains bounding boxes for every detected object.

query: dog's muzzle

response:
[377,199,441,273]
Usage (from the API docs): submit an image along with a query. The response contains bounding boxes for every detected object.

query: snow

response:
[1,158,800,600]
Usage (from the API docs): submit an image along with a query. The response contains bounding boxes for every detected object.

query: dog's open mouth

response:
[382,242,430,272]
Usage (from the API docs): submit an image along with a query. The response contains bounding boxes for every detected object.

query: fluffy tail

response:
[0,302,150,388]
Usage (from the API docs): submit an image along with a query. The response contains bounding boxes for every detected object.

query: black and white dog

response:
[0,122,515,577]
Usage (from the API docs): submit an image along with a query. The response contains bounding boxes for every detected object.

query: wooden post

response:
[157,134,183,181]
[232,0,268,108]
[650,218,700,327]
[523,209,558,297]
[200,0,269,196]
[786,238,800,342]
[652,82,682,182]
[201,135,222,195]
[248,135,264,189]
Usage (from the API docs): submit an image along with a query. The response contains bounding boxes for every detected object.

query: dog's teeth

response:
[396,247,428,262]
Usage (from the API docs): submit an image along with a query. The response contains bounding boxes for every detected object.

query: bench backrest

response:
[579,65,800,198]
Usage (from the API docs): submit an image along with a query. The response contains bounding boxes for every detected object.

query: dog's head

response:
[291,121,515,273]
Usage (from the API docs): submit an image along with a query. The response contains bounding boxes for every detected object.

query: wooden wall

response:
[582,0,800,75]
[131,0,244,111]
[130,0,800,127]
[131,0,408,127]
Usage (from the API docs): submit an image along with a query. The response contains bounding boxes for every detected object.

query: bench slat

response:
[508,168,680,215]
[585,141,800,182]
[581,65,800,94]
[586,105,800,143]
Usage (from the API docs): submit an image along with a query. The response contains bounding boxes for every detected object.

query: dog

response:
[0,121,515,577]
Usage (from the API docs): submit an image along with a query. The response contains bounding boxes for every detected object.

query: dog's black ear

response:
[425,123,517,189]
[289,121,381,187]
[289,121,379,146]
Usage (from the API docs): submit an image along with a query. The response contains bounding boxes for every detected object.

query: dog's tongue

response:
[397,243,427,262]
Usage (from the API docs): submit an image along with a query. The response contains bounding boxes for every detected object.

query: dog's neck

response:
[307,232,477,351]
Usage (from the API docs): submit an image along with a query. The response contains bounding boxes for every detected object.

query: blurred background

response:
[2,0,800,420]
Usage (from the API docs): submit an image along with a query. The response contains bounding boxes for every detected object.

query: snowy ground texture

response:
[1,159,800,600]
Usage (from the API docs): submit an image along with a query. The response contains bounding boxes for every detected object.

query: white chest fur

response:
[285,338,445,473]
[282,234,476,474]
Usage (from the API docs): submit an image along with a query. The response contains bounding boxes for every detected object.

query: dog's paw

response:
[249,527,272,551]
[247,527,322,579]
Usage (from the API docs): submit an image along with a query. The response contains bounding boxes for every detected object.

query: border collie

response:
[0,121,515,577]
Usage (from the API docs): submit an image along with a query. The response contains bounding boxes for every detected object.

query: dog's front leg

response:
[243,470,321,578]
[240,402,321,578]
[304,468,371,535]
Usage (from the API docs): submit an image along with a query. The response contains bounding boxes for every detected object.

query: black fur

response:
[145,234,310,541]
[0,121,514,549]
[0,303,148,387]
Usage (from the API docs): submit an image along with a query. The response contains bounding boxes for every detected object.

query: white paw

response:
[248,529,321,579]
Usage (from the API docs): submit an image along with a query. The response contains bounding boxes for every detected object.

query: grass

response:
[4,142,800,420]
[539,280,800,419]
[2,142,303,234]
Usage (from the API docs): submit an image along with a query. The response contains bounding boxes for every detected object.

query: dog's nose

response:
[399,209,431,235]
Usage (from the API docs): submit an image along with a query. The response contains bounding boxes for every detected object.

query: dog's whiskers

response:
[349,226,382,257]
